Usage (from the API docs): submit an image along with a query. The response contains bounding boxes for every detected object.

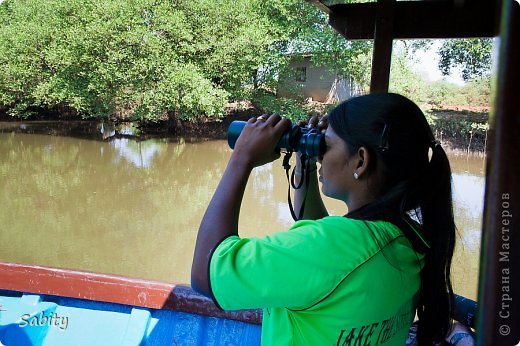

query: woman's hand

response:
[293,114,329,220]
[232,114,291,169]
[297,114,328,133]
[296,114,328,170]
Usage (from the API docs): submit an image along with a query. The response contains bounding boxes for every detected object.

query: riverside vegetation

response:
[0,0,491,153]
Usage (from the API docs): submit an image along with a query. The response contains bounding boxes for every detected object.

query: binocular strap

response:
[282,152,311,221]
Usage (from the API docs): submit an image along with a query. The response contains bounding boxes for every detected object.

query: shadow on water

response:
[0,116,242,143]
[0,120,111,141]
[0,121,485,301]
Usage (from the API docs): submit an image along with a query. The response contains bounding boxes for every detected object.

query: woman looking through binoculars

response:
[191,93,467,345]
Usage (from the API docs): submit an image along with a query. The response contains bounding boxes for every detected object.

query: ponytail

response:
[416,142,456,345]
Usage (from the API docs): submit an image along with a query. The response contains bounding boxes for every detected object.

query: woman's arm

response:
[191,155,251,297]
[191,115,291,297]
[293,156,328,220]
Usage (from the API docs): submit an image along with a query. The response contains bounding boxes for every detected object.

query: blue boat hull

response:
[0,262,261,346]
[0,291,261,346]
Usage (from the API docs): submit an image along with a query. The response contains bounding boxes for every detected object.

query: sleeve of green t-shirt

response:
[209,217,385,311]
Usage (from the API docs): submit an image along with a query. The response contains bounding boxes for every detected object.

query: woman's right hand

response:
[231,114,291,170]
[293,114,329,220]
[296,115,328,171]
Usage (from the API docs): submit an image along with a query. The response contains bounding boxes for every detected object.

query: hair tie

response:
[430,140,441,149]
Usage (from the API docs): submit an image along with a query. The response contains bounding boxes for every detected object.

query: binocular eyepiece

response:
[227,121,325,157]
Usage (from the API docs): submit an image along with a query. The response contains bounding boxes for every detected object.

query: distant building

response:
[277,54,359,103]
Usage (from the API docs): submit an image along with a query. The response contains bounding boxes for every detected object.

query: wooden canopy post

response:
[370,0,395,93]
[476,1,520,345]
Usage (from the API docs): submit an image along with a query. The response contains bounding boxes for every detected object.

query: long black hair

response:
[328,93,456,345]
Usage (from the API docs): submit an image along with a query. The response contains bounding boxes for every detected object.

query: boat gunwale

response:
[0,261,262,325]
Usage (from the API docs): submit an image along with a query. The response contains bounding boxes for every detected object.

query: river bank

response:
[0,103,488,155]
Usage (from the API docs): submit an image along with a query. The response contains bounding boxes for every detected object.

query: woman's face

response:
[318,125,357,202]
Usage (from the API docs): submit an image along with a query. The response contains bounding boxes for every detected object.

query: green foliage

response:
[427,81,462,109]
[426,77,491,109]
[0,0,285,120]
[389,40,490,152]
[460,78,491,108]
[0,0,378,121]
[251,90,308,122]
[0,0,492,123]
[438,38,493,81]
[425,109,488,150]
[389,46,429,105]
[251,88,336,122]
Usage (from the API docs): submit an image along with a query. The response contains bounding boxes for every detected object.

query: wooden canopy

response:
[308,0,502,92]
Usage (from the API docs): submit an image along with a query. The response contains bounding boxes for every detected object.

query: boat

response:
[0,262,262,345]
[0,261,476,346]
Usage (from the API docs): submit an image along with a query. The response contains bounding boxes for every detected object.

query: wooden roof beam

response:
[306,0,332,14]
[328,0,501,40]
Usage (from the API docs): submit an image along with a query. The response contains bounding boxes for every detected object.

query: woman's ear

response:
[354,146,371,178]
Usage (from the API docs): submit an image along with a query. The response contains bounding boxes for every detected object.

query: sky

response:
[409,40,466,85]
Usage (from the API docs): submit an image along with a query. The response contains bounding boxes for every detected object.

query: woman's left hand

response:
[231,114,291,169]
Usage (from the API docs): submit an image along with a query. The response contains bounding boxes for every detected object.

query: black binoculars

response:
[227,121,325,157]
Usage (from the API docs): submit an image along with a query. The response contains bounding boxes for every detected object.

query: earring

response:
[353,172,359,180]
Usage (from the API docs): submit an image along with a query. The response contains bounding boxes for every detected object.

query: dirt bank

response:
[0,104,488,154]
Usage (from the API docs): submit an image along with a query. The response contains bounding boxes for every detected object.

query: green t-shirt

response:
[209,216,424,346]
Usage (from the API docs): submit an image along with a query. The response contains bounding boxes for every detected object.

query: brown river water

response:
[0,122,485,301]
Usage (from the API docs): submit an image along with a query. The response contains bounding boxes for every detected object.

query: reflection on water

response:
[110,138,167,168]
[448,157,485,301]
[0,129,484,300]
[453,173,485,222]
